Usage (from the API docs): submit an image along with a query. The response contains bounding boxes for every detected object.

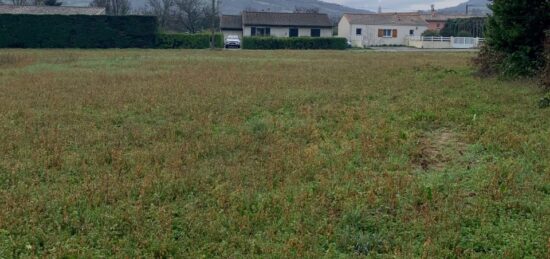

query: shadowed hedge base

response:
[243,37,347,50]
[0,50,548,257]
[0,14,158,48]
[156,33,224,49]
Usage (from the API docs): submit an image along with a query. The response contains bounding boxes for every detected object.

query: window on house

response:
[251,27,271,36]
[311,28,321,37]
[356,28,362,35]
[409,29,414,36]
[378,29,397,38]
[436,23,441,28]
[289,28,299,37]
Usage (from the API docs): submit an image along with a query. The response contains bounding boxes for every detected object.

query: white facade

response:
[338,16,428,47]
[222,30,243,41]
[242,26,332,38]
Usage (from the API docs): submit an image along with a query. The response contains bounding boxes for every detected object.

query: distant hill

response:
[61,0,369,18]
[437,0,491,15]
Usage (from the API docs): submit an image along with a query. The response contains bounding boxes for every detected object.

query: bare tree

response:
[90,0,131,15]
[11,0,28,5]
[146,0,175,29]
[174,0,205,33]
[110,0,130,15]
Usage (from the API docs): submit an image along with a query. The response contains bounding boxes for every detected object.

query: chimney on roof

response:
[431,4,436,17]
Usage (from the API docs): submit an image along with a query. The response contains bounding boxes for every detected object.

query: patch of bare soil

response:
[413,129,467,171]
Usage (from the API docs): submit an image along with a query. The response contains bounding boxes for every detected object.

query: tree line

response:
[2,0,218,30]
[140,0,218,33]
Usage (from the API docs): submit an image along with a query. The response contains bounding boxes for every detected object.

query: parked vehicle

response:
[225,35,241,48]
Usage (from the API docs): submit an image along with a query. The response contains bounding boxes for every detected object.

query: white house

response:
[338,13,428,47]
[220,11,333,41]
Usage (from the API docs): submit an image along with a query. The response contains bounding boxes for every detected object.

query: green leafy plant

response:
[477,0,550,77]
[422,30,441,37]
[440,17,486,38]
[539,95,550,108]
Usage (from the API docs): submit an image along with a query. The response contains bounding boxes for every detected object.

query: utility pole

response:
[210,0,218,49]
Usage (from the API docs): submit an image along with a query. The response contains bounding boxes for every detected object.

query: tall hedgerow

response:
[475,0,550,77]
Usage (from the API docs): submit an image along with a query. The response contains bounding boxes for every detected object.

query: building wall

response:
[337,17,351,41]
[363,25,427,46]
[243,26,332,37]
[339,20,427,47]
[221,29,243,41]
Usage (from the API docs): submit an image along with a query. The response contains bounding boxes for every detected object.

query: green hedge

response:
[0,14,157,48]
[440,17,487,38]
[242,37,347,50]
[156,33,223,49]
[543,31,550,89]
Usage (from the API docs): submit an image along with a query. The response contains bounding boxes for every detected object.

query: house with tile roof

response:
[220,11,333,41]
[0,5,106,15]
[421,14,474,32]
[338,13,429,47]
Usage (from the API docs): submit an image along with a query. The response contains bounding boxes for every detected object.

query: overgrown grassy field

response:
[0,50,548,257]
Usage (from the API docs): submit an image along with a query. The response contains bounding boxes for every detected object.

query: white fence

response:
[409,36,451,42]
[408,36,484,49]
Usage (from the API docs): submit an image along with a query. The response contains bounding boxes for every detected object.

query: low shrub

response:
[456,30,473,37]
[422,30,441,37]
[539,93,550,108]
[156,33,223,49]
[242,37,347,50]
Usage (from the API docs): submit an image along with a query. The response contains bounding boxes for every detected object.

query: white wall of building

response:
[337,17,351,41]
[362,25,427,46]
[338,18,428,47]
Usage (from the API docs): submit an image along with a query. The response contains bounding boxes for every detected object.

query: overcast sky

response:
[323,0,466,12]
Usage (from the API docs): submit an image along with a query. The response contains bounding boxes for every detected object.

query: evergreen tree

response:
[482,0,550,77]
